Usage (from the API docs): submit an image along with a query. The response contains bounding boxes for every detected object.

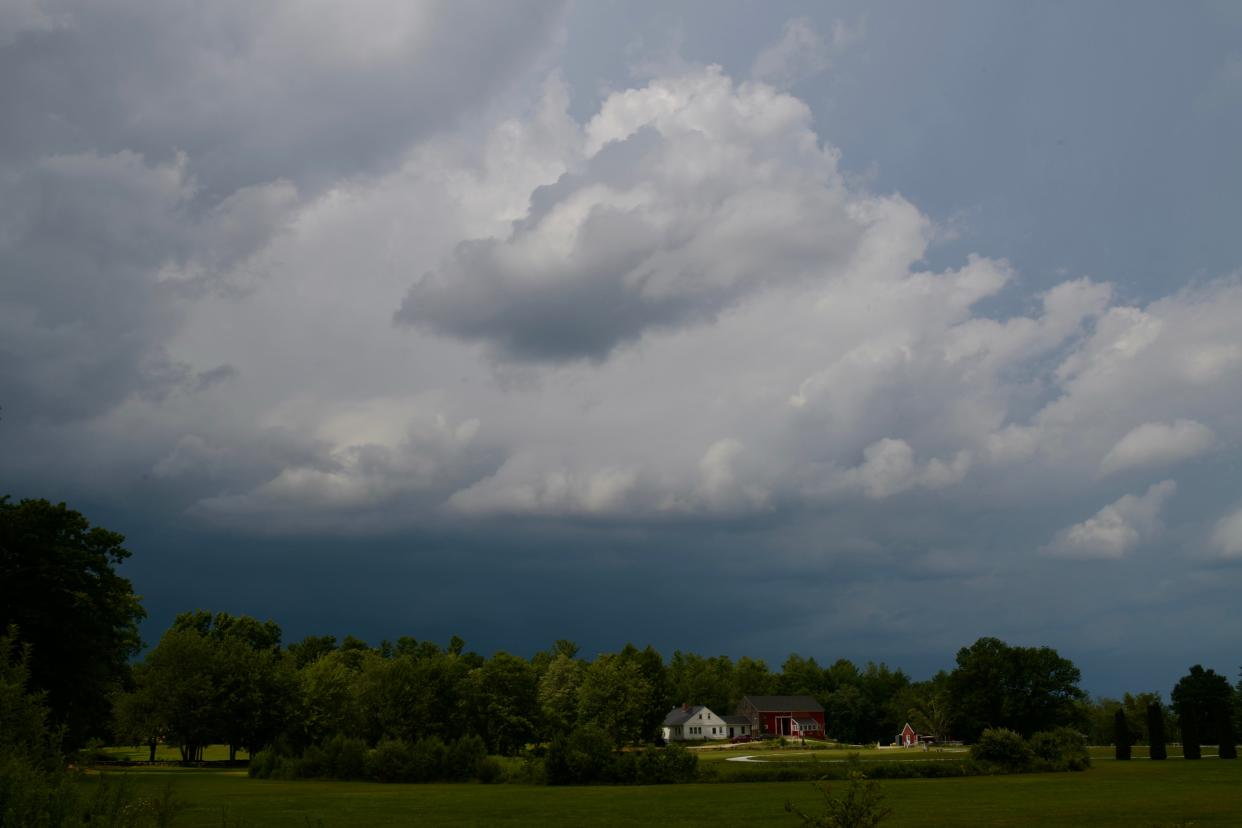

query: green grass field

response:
[84,755,1241,827]
[98,744,249,763]
[690,743,972,764]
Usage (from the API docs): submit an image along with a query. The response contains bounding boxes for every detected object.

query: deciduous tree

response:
[1171,665,1232,747]
[0,497,145,746]
[947,637,1085,740]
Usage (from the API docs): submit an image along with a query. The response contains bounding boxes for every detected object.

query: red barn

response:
[735,695,826,738]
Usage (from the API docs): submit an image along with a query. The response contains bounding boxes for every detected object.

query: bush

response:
[409,736,448,782]
[970,728,1032,772]
[0,751,80,827]
[322,734,367,780]
[476,756,504,784]
[366,739,415,783]
[445,734,486,782]
[296,743,329,778]
[545,724,615,785]
[784,773,892,828]
[247,749,279,779]
[1028,728,1090,771]
[635,743,698,784]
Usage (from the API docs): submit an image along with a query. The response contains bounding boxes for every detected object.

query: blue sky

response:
[2,1,1241,696]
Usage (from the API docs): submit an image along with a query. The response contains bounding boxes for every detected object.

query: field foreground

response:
[86,758,1241,827]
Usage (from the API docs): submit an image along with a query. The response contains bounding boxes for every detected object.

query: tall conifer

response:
[1113,709,1132,760]
[1181,712,1201,760]
[1146,701,1167,760]
[1217,703,1237,759]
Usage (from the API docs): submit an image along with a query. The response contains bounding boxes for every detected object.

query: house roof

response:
[721,715,751,725]
[737,695,825,713]
[663,705,709,726]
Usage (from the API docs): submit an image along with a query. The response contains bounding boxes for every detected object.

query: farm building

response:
[734,695,825,738]
[897,722,919,746]
[722,714,753,739]
[661,704,732,742]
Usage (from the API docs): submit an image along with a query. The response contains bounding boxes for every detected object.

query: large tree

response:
[463,652,539,755]
[947,637,1086,740]
[1171,665,1233,747]
[0,497,146,746]
[577,651,656,746]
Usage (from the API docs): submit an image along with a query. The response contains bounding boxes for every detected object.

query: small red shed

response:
[898,722,918,747]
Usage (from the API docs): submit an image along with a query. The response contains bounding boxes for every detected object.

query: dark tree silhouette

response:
[1113,709,1132,760]
[1147,701,1167,760]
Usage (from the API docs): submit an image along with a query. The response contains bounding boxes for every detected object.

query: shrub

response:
[635,743,698,784]
[784,772,892,828]
[322,734,367,780]
[445,734,486,781]
[476,756,504,784]
[296,743,329,778]
[1028,728,1090,771]
[367,739,415,783]
[545,724,615,785]
[970,728,1032,772]
[408,736,447,782]
[247,749,279,779]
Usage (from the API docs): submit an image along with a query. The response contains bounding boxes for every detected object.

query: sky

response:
[2,0,1241,697]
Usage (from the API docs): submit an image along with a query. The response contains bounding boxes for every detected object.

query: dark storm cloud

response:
[0,1,569,424]
[4,2,1242,700]
[0,1,570,197]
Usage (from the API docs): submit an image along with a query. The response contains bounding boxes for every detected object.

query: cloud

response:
[0,1,570,194]
[1100,419,1216,476]
[1211,503,1242,558]
[838,439,971,500]
[0,2,568,426]
[7,26,1242,556]
[135,61,1242,533]
[193,398,501,533]
[397,66,863,361]
[751,17,863,88]
[1042,480,1177,559]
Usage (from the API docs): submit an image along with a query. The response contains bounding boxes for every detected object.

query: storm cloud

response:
[3,2,1242,695]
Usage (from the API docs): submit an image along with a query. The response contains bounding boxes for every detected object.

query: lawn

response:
[691,743,971,764]
[83,757,1241,827]
[97,744,249,763]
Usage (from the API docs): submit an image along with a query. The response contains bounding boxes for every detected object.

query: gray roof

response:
[737,694,824,713]
[721,715,751,725]
[663,705,707,726]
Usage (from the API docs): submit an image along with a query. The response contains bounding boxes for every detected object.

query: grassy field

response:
[84,756,1240,827]
[691,743,972,764]
[98,744,249,763]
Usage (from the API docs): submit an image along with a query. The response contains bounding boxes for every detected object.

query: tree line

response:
[4,496,1242,769]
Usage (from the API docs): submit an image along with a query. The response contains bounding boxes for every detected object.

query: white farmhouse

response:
[661,704,734,742]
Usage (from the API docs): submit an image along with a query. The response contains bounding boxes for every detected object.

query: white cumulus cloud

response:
[1211,503,1242,558]
[1100,419,1216,476]
[1042,480,1177,559]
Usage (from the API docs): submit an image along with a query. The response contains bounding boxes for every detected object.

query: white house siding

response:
[663,706,731,741]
